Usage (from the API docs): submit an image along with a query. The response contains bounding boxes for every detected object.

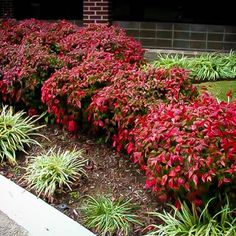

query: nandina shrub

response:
[129,93,236,204]
[0,19,79,111]
[0,19,49,45]
[0,40,65,111]
[0,19,76,46]
[0,19,17,45]
[44,20,78,45]
[0,43,24,104]
[41,51,135,131]
[0,19,144,115]
[59,24,144,64]
[88,68,198,149]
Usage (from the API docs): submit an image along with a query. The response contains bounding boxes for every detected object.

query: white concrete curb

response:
[0,174,95,236]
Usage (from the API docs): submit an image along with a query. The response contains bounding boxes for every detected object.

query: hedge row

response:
[0,19,143,114]
[1,19,236,205]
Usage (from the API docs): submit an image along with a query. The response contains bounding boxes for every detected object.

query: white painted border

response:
[0,174,95,236]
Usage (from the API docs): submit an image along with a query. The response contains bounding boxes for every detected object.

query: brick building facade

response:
[83,0,110,25]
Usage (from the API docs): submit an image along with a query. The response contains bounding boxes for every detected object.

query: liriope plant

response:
[24,147,87,198]
[146,198,236,236]
[0,105,45,165]
[81,195,142,236]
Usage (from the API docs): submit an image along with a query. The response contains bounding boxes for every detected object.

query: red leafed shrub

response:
[88,68,198,149]
[0,19,78,110]
[59,24,144,64]
[0,19,77,46]
[0,19,17,44]
[0,38,65,110]
[129,93,236,203]
[0,19,49,45]
[1,19,235,206]
[41,51,135,130]
[0,19,144,113]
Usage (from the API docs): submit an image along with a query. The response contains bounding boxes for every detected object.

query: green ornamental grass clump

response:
[0,105,44,165]
[146,198,236,236]
[152,53,189,70]
[152,51,236,81]
[222,51,236,75]
[81,195,142,236]
[189,53,236,81]
[24,147,87,198]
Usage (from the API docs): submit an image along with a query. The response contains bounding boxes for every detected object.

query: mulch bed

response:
[0,124,166,235]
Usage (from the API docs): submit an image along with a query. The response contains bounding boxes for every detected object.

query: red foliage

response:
[226,90,232,98]
[59,24,144,64]
[41,51,135,125]
[129,93,236,202]
[0,20,74,109]
[0,19,144,113]
[68,120,78,132]
[88,68,198,150]
[1,19,236,205]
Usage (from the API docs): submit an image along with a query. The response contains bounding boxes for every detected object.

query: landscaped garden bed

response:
[0,123,160,235]
[0,18,236,235]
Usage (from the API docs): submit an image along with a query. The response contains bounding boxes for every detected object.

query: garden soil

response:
[0,124,166,235]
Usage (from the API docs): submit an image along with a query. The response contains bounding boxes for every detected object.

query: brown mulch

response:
[0,124,166,235]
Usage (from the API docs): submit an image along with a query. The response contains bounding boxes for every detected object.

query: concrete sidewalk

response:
[0,210,28,236]
[0,175,95,236]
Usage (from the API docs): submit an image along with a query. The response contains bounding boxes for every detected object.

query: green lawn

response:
[195,80,236,101]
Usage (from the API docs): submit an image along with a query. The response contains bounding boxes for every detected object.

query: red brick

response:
[96,20,109,23]
[89,6,102,11]
[96,3,109,6]
[96,11,109,15]
[83,15,90,19]
[90,15,102,19]
[83,2,95,7]
[83,11,96,15]
[102,15,109,20]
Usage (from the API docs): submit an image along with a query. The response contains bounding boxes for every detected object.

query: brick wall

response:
[83,0,110,25]
[0,0,14,18]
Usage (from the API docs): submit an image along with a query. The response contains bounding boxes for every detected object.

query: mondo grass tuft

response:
[152,53,189,70]
[189,53,236,81]
[146,198,236,236]
[81,195,142,236]
[24,147,87,198]
[0,105,45,165]
[152,52,236,82]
